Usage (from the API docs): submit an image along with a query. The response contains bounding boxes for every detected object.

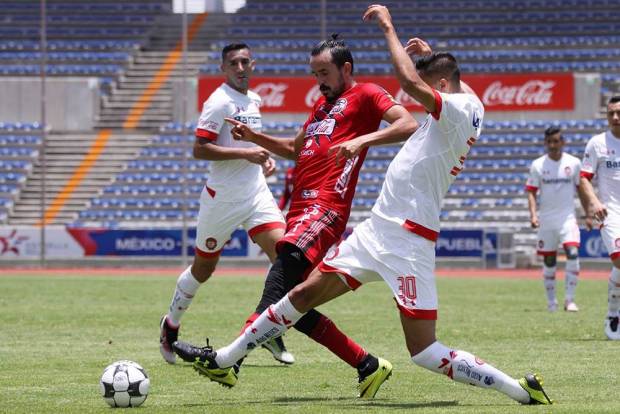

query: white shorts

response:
[601,212,620,260]
[319,215,438,320]
[195,185,285,257]
[536,217,580,256]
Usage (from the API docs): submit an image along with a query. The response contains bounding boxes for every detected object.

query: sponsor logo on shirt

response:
[542,178,571,184]
[233,115,261,129]
[301,189,319,199]
[472,112,481,129]
[305,118,336,137]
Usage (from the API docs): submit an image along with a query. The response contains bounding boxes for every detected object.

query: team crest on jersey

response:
[205,237,218,250]
[328,98,348,116]
[538,240,544,249]
[564,166,572,176]
[325,245,339,261]
[615,238,620,249]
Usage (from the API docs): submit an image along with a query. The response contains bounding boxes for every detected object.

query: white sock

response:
[411,341,530,403]
[564,259,579,302]
[542,265,557,305]
[608,267,620,317]
[215,295,304,367]
[167,266,202,326]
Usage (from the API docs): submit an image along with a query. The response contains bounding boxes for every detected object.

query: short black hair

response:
[609,96,620,105]
[311,33,354,75]
[544,126,562,139]
[221,43,249,62]
[415,52,460,87]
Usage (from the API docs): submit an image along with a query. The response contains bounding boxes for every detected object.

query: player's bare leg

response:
[402,315,552,404]
[160,254,218,364]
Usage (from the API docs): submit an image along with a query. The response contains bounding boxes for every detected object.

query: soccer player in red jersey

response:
[173,34,417,397]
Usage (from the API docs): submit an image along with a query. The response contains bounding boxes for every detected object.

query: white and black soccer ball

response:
[99,360,150,408]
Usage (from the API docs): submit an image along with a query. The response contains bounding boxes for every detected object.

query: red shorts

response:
[277,203,346,266]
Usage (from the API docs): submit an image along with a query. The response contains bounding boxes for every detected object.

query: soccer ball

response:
[99,360,150,408]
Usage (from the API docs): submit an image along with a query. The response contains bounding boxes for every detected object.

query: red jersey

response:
[288,82,397,222]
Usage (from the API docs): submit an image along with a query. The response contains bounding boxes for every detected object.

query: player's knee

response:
[565,246,579,260]
[280,244,310,292]
[288,284,316,313]
[543,255,557,267]
[566,258,580,273]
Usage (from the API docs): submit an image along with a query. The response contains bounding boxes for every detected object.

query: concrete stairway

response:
[9,132,152,225]
[94,13,229,130]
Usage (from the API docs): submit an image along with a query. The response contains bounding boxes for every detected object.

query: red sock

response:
[240,312,259,334]
[309,315,367,368]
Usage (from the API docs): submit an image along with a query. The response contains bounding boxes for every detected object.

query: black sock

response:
[357,353,378,379]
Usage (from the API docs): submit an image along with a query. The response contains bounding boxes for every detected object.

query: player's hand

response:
[244,147,270,165]
[225,117,256,142]
[362,5,394,32]
[328,139,363,165]
[530,217,539,229]
[405,38,433,57]
[591,200,608,222]
[262,157,276,177]
[584,216,594,231]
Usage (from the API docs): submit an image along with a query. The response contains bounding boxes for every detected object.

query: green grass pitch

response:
[1,270,618,413]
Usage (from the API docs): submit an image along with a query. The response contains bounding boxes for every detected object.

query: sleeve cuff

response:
[525,185,538,193]
[196,129,218,141]
[580,171,594,180]
[430,89,443,120]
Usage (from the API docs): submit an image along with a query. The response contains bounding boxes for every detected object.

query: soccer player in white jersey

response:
[580,95,620,340]
[159,43,294,365]
[187,5,552,405]
[526,127,585,312]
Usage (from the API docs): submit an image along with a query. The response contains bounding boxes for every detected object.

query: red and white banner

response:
[198,73,574,113]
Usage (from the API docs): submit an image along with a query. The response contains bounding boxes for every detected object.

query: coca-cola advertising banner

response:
[198,73,574,112]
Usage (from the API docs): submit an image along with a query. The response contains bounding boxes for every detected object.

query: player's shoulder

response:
[531,154,547,168]
[563,152,581,164]
[444,92,483,112]
[203,84,229,105]
[588,131,607,144]
[247,89,262,103]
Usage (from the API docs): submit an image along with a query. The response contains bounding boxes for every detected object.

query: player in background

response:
[174,34,418,398]
[185,5,553,405]
[526,127,587,312]
[159,43,294,365]
[580,96,620,339]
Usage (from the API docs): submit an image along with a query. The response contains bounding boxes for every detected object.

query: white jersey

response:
[372,90,484,239]
[581,131,620,217]
[525,153,581,227]
[195,83,267,202]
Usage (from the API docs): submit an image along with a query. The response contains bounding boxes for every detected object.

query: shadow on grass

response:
[272,397,459,409]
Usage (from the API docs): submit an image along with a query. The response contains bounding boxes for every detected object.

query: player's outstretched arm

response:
[363,5,437,114]
[225,117,298,160]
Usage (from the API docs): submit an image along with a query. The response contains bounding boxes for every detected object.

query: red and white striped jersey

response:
[372,90,484,239]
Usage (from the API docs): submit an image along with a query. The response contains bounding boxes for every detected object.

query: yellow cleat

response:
[358,357,393,399]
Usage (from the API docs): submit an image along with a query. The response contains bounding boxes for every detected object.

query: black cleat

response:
[174,339,238,388]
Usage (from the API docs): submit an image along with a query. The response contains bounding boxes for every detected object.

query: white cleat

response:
[262,336,295,365]
[605,316,620,340]
[160,315,179,364]
[564,301,579,312]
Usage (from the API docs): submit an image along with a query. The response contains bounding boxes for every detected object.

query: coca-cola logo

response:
[482,80,556,106]
[252,83,288,107]
[305,85,322,107]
